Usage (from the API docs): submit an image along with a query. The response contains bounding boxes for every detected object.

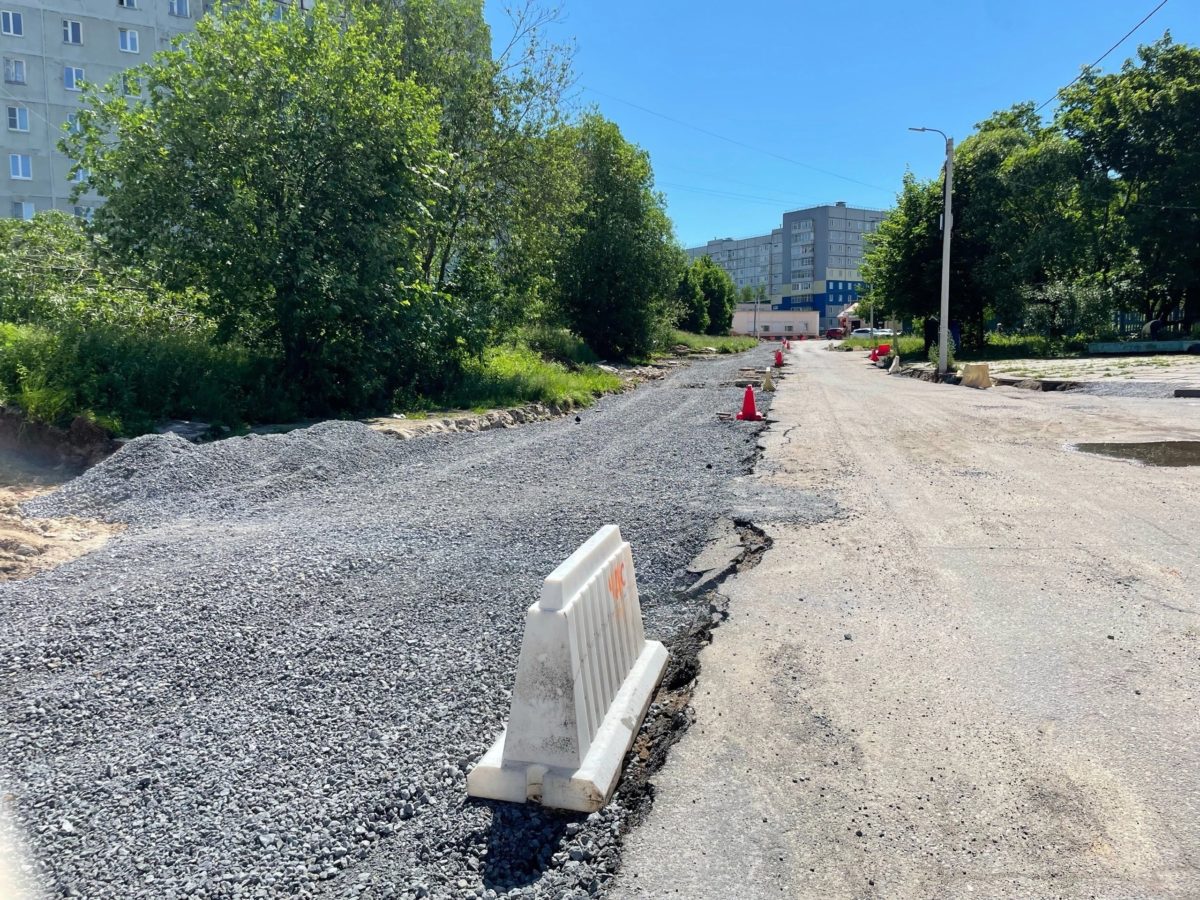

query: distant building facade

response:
[687,202,886,337]
[2,1,309,220]
[685,228,782,295]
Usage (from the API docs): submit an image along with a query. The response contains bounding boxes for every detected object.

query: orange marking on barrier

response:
[607,562,627,621]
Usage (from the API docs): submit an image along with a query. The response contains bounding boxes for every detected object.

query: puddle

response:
[1073,441,1200,467]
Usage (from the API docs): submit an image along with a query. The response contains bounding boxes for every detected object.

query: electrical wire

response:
[1035,0,1170,113]
[657,180,829,209]
[582,85,892,194]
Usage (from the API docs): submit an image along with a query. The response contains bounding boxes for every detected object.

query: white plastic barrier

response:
[467,525,669,812]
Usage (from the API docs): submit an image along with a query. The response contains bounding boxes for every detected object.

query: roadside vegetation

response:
[669,331,759,354]
[0,0,745,437]
[839,333,1096,361]
[861,36,1200,351]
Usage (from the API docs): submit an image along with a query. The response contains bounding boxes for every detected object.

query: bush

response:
[928,341,957,369]
[0,322,294,435]
[517,325,599,366]
[406,344,621,412]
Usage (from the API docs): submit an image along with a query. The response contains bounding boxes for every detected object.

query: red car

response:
[825,327,845,339]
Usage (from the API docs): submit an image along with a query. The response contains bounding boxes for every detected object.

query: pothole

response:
[1072,441,1200,467]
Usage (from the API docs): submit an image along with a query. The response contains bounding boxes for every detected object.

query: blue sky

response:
[482,0,1199,248]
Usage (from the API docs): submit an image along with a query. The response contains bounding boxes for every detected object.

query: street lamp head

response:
[908,126,928,132]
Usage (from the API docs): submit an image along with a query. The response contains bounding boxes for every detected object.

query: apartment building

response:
[687,202,885,336]
[2,1,311,220]
[685,228,783,295]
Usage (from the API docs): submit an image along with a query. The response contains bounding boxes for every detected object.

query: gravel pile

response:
[2,348,827,899]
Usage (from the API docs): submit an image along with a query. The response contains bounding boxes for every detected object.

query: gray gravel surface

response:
[1071,380,1185,399]
[2,347,820,900]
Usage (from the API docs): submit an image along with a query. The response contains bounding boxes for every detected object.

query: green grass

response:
[668,330,758,354]
[413,344,622,413]
[839,333,1093,362]
[0,320,294,435]
[515,324,600,366]
[840,335,925,356]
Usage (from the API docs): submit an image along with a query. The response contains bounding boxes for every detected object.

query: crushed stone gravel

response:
[3,347,830,899]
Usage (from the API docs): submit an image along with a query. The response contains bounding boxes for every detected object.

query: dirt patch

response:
[0,486,120,581]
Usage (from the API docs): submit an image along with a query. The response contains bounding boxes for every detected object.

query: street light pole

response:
[909,127,954,377]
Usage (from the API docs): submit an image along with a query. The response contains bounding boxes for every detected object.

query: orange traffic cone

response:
[735,385,762,421]
[774,349,784,367]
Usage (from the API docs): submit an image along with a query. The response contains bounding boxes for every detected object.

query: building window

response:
[63,20,83,45]
[66,112,82,133]
[169,0,190,16]
[71,166,88,184]
[64,66,85,91]
[9,153,31,180]
[11,201,34,220]
[7,104,28,131]
[73,205,94,222]
[4,56,25,84]
[1,10,22,36]
[118,28,139,53]
[784,325,794,332]
[117,0,138,8]
[760,324,771,333]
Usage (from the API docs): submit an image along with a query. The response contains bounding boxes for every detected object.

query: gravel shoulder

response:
[1,346,832,900]
[614,343,1200,899]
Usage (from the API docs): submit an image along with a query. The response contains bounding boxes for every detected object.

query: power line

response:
[659,182,801,207]
[582,85,893,194]
[1036,0,1170,113]
[657,179,834,210]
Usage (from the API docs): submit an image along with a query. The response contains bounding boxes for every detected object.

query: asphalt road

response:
[614,342,1200,899]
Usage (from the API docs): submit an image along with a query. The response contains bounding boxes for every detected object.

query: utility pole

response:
[910,127,954,377]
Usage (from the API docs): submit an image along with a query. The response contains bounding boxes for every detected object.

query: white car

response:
[849,327,873,338]
[872,328,896,337]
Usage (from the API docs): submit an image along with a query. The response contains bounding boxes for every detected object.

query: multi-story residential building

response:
[687,202,886,337]
[685,228,782,295]
[2,1,309,220]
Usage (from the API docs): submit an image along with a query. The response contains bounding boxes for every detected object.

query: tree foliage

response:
[692,256,736,335]
[674,262,709,334]
[43,0,691,427]
[66,0,445,412]
[863,35,1200,344]
[555,114,683,359]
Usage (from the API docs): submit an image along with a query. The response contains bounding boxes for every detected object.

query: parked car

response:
[872,328,896,337]
[825,327,845,339]
[850,327,873,338]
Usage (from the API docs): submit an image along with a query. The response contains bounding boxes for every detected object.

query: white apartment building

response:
[685,228,783,295]
[2,1,308,220]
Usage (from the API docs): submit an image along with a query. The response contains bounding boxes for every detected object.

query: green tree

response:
[693,256,736,335]
[675,261,709,333]
[556,114,682,359]
[376,0,578,354]
[1058,34,1200,326]
[860,171,942,323]
[64,0,444,413]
